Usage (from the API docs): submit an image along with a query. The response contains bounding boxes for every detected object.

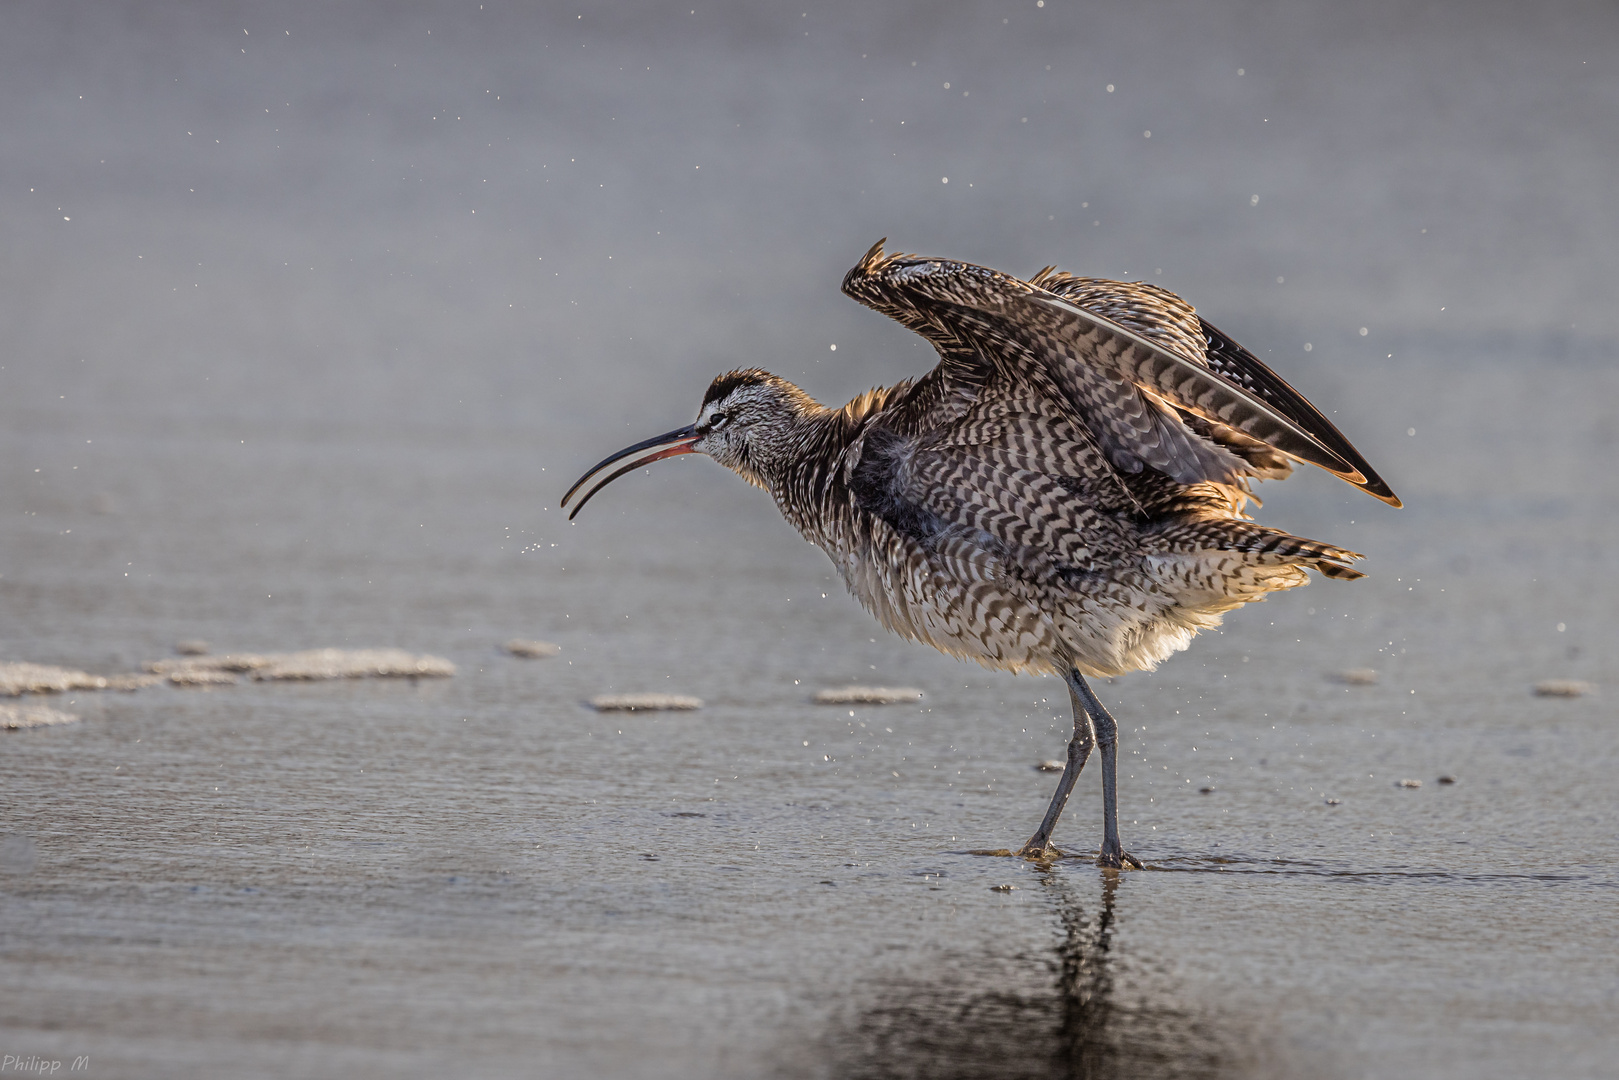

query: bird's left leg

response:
[1067,671,1144,870]
[1016,677,1096,858]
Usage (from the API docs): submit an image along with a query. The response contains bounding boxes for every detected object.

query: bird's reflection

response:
[1054,873,1121,1078]
[832,873,1238,1080]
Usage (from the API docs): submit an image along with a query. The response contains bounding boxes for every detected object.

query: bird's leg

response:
[1068,672,1144,870]
[1016,678,1096,858]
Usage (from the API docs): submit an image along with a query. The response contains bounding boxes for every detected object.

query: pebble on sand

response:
[588,693,703,712]
[812,685,924,705]
[1331,668,1379,685]
[151,649,455,681]
[1324,798,1342,806]
[175,640,211,656]
[504,639,562,659]
[1,703,80,730]
[1533,679,1591,697]
[990,884,1016,892]
[0,662,158,697]
[1035,759,1065,772]
[1397,778,1423,788]
[1437,775,1458,785]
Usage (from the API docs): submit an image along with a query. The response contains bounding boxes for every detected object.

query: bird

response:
[562,240,1399,869]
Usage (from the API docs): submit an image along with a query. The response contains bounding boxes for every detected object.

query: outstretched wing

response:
[841,240,1400,507]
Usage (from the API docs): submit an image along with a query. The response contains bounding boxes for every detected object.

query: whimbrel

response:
[563,241,1399,868]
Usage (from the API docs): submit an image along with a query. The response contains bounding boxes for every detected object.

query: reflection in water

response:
[833,874,1242,1080]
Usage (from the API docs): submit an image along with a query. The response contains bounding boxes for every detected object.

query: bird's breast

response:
[802,496,1065,675]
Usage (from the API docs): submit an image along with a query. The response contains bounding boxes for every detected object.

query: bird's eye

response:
[709,411,730,429]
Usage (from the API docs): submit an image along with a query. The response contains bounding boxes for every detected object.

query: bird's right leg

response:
[1017,677,1096,858]
[1068,672,1144,870]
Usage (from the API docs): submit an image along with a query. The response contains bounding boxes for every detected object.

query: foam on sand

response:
[588,693,702,712]
[148,653,274,675]
[1,703,80,730]
[151,649,455,681]
[813,685,924,705]
[505,639,562,659]
[0,662,160,696]
[167,669,240,687]
[3,650,453,699]
[1533,679,1592,697]
[253,649,456,681]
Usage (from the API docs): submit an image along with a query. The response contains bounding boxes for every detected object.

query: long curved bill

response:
[561,424,699,520]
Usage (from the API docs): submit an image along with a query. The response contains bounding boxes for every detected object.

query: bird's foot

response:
[966,845,1079,862]
[1014,834,1062,861]
[1096,845,1144,870]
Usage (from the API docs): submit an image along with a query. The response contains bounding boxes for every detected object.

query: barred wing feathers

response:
[841,241,1400,507]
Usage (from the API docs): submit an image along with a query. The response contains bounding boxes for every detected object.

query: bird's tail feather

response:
[1148,519,1363,577]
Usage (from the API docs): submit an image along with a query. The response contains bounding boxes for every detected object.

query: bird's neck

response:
[743,399,839,492]
[753,383,903,539]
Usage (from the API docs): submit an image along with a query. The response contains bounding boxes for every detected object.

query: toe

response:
[1096,847,1143,870]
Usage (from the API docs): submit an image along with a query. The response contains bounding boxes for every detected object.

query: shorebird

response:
[562,240,1399,868]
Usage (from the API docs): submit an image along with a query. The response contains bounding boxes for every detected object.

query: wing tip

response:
[1344,471,1402,508]
[1343,480,1401,508]
[843,238,890,297]
[1326,469,1400,508]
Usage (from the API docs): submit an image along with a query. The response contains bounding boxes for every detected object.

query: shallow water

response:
[3,4,1618,1078]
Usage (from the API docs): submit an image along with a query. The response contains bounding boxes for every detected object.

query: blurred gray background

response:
[3,3,1617,1079]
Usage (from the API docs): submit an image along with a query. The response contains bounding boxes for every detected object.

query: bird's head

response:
[561,368,819,519]
[690,369,822,481]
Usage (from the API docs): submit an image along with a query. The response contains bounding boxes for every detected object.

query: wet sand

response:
[3,3,1617,1077]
